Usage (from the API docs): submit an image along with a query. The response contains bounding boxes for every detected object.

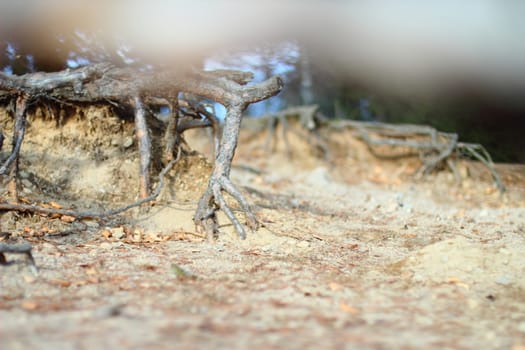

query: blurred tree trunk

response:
[299,46,313,106]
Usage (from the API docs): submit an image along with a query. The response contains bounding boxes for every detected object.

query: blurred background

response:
[1,0,524,162]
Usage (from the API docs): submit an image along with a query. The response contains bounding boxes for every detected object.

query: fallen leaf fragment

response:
[49,279,72,288]
[21,300,39,310]
[60,215,76,223]
[329,282,343,291]
[447,277,470,290]
[49,201,62,209]
[85,267,98,276]
[340,302,360,314]
[456,209,466,218]
[110,227,126,240]
[270,299,288,307]
[23,275,36,284]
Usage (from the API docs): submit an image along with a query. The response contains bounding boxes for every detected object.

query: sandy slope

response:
[1,111,525,349]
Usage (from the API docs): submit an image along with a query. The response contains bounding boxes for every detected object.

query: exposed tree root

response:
[0,153,179,220]
[132,95,152,199]
[247,104,506,192]
[336,120,506,192]
[194,103,267,240]
[0,63,283,239]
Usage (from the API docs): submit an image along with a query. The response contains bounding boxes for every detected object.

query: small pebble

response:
[110,227,126,240]
[83,220,100,229]
[95,304,125,318]
[499,248,510,255]
[467,299,478,309]
[122,136,133,149]
[99,242,112,250]
[21,179,32,188]
[297,240,310,248]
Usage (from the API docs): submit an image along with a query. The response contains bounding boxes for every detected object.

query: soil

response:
[1,107,525,349]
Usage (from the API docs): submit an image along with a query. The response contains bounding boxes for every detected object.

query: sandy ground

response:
[1,108,525,349]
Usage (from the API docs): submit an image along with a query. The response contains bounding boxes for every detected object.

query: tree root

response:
[0,153,179,220]
[132,95,152,199]
[0,63,282,239]
[194,174,258,240]
[0,94,28,202]
[327,119,506,192]
[194,102,268,240]
[244,104,506,193]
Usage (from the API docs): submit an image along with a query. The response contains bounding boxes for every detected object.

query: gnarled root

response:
[194,174,257,240]
[193,103,261,239]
